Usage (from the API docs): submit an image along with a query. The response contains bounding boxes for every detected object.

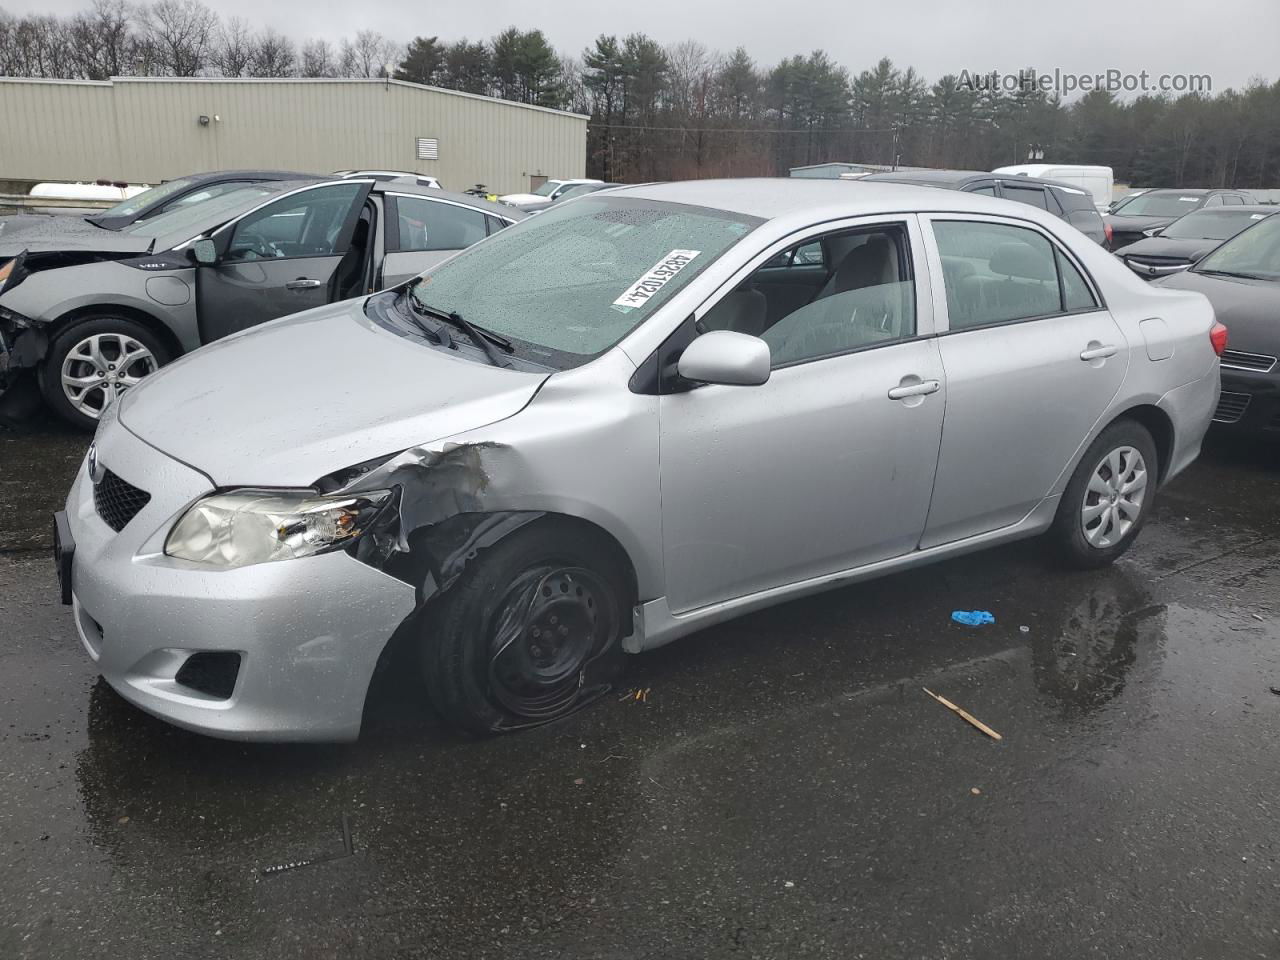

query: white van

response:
[992,164,1113,214]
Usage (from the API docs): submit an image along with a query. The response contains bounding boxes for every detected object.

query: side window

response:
[1056,249,1098,311]
[1223,195,1242,206]
[396,197,488,252]
[934,220,1067,329]
[225,183,363,261]
[485,215,511,235]
[1003,183,1050,211]
[761,240,825,270]
[970,184,997,196]
[702,224,916,367]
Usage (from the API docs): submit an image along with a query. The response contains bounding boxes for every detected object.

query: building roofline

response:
[0,75,588,121]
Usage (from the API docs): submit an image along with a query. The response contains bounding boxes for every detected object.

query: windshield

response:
[91,177,197,222]
[408,195,759,367]
[1162,209,1272,241]
[558,184,602,200]
[1196,213,1280,280]
[1113,193,1205,218]
[532,181,563,197]
[119,186,272,240]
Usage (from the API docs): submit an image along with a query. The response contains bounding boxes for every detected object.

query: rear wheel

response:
[41,316,169,431]
[1051,419,1158,569]
[421,521,629,735]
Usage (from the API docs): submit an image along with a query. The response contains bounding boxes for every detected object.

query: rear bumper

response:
[1157,368,1220,482]
[1214,368,1280,437]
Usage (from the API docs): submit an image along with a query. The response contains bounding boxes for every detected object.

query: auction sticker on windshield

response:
[613,250,701,310]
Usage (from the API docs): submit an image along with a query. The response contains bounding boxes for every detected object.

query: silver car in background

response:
[0,178,521,428]
[55,179,1222,741]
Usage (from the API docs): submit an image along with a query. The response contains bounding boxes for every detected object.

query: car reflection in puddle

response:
[1030,568,1167,716]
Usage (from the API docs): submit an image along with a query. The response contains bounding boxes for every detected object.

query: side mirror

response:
[677,330,771,387]
[190,237,218,265]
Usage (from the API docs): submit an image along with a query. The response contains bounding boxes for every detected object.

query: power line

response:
[586,121,903,134]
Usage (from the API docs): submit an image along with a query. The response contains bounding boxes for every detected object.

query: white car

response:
[499,178,603,212]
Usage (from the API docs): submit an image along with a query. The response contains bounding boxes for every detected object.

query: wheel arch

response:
[1105,403,1175,485]
[50,302,184,362]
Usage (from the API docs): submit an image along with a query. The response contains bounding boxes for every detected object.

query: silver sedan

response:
[56,179,1223,741]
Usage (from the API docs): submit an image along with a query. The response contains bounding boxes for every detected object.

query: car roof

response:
[178,169,319,183]
[862,169,991,185]
[613,177,1072,222]
[1141,188,1230,197]
[368,181,526,218]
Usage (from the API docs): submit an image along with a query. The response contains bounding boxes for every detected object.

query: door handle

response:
[887,379,941,401]
[285,278,323,290]
[1080,343,1118,361]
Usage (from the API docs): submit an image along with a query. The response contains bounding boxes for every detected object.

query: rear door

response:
[920,214,1128,547]
[380,194,492,286]
[195,181,372,342]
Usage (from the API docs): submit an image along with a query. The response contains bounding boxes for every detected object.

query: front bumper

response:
[64,417,417,741]
[1214,367,1280,437]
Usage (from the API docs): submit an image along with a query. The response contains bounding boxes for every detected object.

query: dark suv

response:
[1105,188,1255,250]
[860,170,1107,245]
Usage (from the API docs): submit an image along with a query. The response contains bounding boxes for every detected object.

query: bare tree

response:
[342,29,397,78]
[67,0,137,79]
[142,0,218,76]
[210,15,252,77]
[299,38,336,78]
[247,28,295,78]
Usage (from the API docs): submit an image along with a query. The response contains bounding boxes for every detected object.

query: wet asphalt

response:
[2,414,1280,960]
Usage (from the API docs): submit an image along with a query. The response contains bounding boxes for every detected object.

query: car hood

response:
[1115,236,1219,260]
[0,213,152,257]
[1155,270,1280,351]
[117,298,550,487]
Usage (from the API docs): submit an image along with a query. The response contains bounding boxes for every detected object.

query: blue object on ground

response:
[951,610,995,627]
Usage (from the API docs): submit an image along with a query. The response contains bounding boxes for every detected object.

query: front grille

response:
[1221,349,1277,373]
[1213,391,1251,424]
[93,469,151,532]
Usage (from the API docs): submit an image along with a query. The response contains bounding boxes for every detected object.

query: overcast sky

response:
[7,0,1280,94]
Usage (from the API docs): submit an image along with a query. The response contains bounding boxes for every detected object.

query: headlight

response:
[165,489,392,568]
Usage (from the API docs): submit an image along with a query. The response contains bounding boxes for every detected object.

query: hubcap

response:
[486,565,618,722]
[61,332,158,420]
[1081,445,1148,548]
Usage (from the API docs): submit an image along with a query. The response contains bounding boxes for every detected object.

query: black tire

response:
[1050,419,1159,569]
[41,316,171,431]
[421,520,630,736]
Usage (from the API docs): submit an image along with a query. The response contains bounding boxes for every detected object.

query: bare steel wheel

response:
[42,317,170,431]
[487,566,618,722]
[1052,419,1158,569]
[1080,445,1148,548]
[422,520,630,736]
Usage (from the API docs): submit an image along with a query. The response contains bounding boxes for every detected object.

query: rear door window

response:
[1002,183,1050,211]
[396,197,488,251]
[933,220,1098,330]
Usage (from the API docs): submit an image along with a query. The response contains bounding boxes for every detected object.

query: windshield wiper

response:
[398,290,454,349]
[1199,268,1272,281]
[413,300,513,369]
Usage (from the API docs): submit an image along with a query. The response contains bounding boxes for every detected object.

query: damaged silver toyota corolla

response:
[55,179,1223,741]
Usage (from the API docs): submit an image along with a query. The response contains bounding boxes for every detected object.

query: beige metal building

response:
[0,76,587,195]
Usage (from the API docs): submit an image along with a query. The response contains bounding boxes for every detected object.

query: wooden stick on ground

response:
[922,688,1003,741]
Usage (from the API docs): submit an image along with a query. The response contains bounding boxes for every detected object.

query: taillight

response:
[1210,321,1228,356]
[1104,222,1114,248]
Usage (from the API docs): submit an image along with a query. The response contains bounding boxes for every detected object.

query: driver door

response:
[196,181,372,343]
